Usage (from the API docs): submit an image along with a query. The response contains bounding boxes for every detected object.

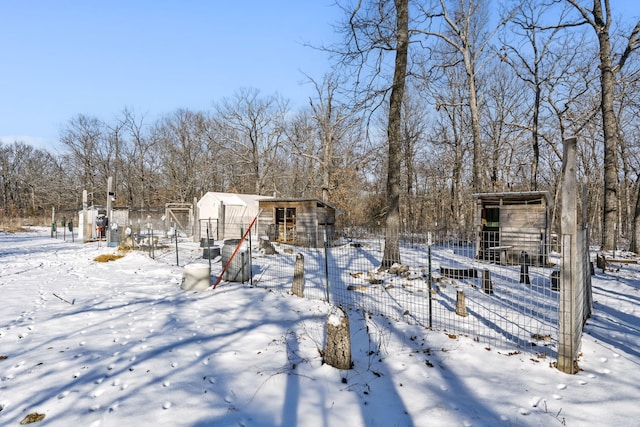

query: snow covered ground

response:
[0,228,638,426]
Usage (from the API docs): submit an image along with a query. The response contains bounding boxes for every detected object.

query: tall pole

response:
[82,190,89,242]
[193,196,199,242]
[51,206,55,238]
[106,176,113,246]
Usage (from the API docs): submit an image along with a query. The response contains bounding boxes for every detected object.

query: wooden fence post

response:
[558,137,579,374]
[292,253,305,297]
[482,269,493,294]
[455,290,469,317]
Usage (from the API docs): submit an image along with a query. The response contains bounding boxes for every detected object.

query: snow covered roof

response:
[197,192,272,208]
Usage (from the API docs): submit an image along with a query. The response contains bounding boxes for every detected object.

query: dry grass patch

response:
[0,224,32,233]
[93,253,125,263]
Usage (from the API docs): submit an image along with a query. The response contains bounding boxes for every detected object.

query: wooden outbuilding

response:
[257,198,336,247]
[473,191,552,265]
[196,192,272,240]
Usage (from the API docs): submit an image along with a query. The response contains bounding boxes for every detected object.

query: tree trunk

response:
[467,67,484,192]
[382,0,408,268]
[630,181,640,253]
[531,85,541,191]
[598,22,619,251]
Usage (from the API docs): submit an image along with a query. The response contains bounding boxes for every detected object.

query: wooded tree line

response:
[1,0,639,251]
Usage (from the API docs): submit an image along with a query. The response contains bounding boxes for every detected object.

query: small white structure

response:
[196,192,272,241]
[78,206,106,240]
[78,205,129,243]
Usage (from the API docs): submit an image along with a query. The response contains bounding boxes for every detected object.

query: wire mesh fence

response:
[249,228,573,357]
[138,218,592,367]
[557,229,593,372]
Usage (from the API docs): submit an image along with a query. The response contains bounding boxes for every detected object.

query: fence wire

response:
[250,229,571,357]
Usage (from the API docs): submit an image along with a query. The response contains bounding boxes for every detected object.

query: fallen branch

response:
[53,293,75,305]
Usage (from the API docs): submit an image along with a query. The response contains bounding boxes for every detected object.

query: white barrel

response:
[182,263,211,290]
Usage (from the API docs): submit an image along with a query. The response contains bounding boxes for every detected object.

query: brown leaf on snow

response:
[20,412,46,424]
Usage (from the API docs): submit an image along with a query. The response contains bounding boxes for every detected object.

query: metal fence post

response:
[428,232,433,329]
[324,228,330,303]
[175,222,179,266]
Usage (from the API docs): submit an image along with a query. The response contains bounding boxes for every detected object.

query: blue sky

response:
[1,1,638,152]
[0,1,343,151]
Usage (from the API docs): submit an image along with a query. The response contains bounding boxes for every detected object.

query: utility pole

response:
[106,176,113,246]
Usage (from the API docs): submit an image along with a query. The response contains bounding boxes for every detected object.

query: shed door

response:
[482,207,500,260]
[275,207,296,243]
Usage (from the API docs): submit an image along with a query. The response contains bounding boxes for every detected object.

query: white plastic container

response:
[181,263,211,291]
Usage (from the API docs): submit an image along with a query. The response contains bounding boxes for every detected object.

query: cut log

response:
[324,306,352,369]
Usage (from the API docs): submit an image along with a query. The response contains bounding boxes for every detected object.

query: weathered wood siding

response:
[499,203,548,264]
[257,199,336,247]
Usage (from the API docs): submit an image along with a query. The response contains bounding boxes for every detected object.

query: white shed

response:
[196,192,271,240]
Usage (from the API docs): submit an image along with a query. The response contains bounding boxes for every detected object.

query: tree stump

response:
[324,306,352,369]
[259,237,278,255]
[455,290,468,317]
[292,253,305,297]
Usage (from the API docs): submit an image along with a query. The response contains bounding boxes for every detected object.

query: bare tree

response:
[119,109,161,212]
[333,0,410,267]
[428,63,472,233]
[420,0,507,192]
[399,90,429,232]
[284,109,320,197]
[211,88,289,195]
[309,73,360,202]
[284,73,364,204]
[501,0,579,190]
[566,0,640,250]
[0,141,70,217]
[156,109,209,202]
[482,61,530,191]
[59,114,107,206]
[618,70,640,251]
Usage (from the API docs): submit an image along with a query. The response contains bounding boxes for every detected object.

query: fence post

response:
[558,137,579,374]
[175,222,179,266]
[482,269,493,294]
[292,253,305,297]
[193,196,199,243]
[427,232,433,329]
[324,229,330,303]
[455,291,468,317]
[519,251,530,285]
